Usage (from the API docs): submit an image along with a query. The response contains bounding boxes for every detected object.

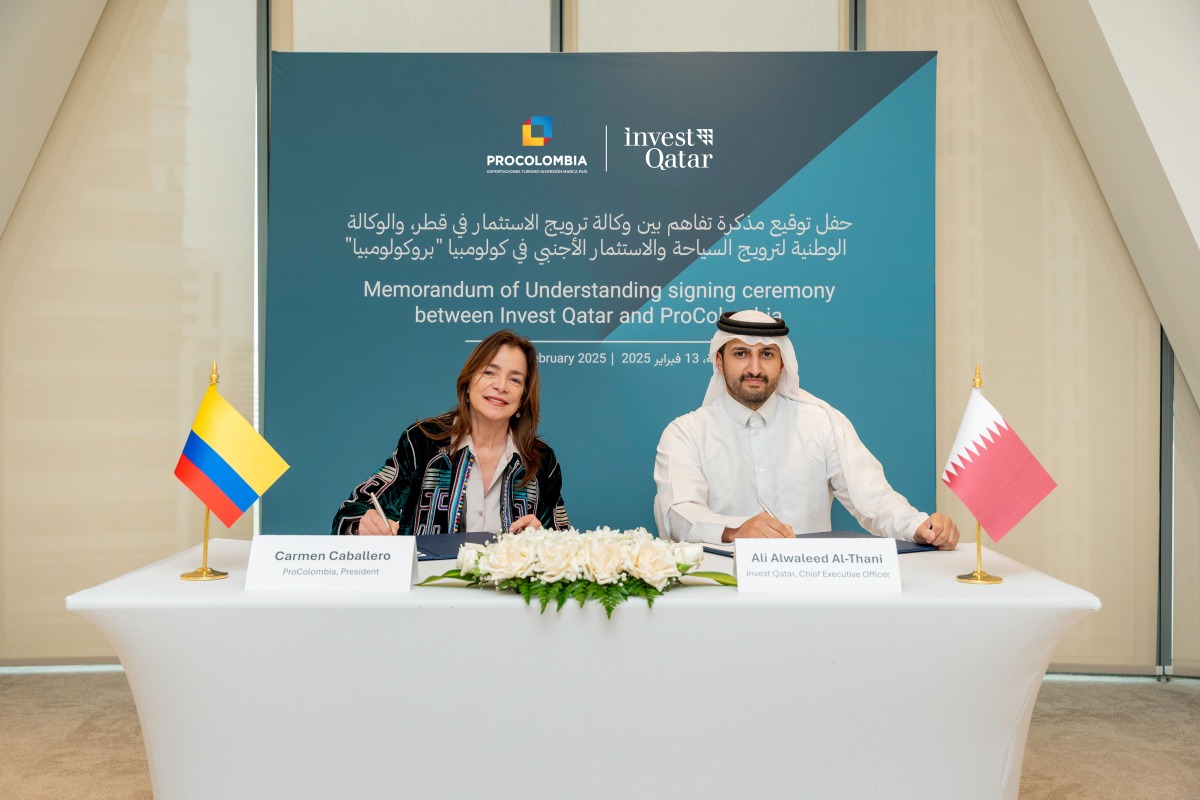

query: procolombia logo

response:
[522,116,553,146]
[486,115,589,175]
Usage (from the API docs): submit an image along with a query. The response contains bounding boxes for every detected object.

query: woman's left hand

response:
[509,514,542,534]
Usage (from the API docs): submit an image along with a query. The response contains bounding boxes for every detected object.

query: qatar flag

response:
[942,388,1056,542]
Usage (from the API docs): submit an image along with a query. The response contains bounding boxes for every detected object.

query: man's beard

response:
[725,372,778,408]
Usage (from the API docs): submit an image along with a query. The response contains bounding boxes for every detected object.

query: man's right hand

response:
[358,508,399,536]
[721,512,794,542]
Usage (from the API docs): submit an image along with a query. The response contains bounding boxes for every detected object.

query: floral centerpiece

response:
[419,527,736,617]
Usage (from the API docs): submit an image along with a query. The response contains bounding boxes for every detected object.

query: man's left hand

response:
[914,513,959,550]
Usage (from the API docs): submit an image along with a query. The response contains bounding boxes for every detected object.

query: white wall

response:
[0,0,106,243]
[0,0,257,661]
[869,0,1162,672]
[1017,0,1200,397]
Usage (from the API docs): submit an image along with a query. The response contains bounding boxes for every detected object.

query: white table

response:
[67,538,1098,800]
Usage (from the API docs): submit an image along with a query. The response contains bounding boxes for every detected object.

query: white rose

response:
[456,543,484,576]
[535,536,586,583]
[672,542,705,570]
[584,537,630,585]
[629,539,682,591]
[626,527,654,543]
[517,527,550,546]
[478,534,539,582]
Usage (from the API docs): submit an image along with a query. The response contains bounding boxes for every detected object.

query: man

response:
[654,310,959,548]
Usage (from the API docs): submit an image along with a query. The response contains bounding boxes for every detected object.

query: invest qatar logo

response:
[620,126,715,170]
[522,116,553,146]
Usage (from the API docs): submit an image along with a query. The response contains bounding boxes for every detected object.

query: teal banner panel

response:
[265,52,936,534]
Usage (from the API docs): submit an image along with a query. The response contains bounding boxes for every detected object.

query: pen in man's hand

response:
[757,498,779,519]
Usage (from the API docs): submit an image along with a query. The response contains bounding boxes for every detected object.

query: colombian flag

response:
[174,385,289,527]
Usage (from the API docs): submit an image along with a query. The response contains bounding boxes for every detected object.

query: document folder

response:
[415,531,496,561]
[801,530,937,554]
[701,531,936,557]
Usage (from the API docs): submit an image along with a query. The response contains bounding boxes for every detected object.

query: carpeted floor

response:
[0,669,150,800]
[0,669,1197,799]
[1020,675,1200,800]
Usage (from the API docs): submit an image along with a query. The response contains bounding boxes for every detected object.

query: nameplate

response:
[244,535,418,591]
[735,538,901,593]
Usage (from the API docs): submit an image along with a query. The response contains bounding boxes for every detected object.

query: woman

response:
[332,330,569,536]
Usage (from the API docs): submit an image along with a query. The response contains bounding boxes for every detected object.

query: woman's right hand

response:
[509,514,542,533]
[359,508,398,535]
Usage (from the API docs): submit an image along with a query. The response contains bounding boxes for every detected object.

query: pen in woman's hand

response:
[367,491,395,534]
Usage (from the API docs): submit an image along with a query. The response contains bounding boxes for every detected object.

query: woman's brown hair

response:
[418,330,544,485]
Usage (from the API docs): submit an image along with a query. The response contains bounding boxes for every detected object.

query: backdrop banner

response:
[265,51,937,534]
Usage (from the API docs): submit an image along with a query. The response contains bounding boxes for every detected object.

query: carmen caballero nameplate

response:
[735,537,901,593]
[244,534,418,591]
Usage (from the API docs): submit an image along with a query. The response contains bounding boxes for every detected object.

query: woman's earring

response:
[515,410,521,418]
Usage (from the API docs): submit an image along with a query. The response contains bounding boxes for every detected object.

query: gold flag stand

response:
[956,365,1002,585]
[181,361,229,581]
[181,507,227,581]
[956,521,1002,584]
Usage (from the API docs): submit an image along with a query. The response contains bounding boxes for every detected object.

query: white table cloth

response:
[67,538,1099,800]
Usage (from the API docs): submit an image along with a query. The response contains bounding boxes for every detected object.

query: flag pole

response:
[181,361,229,581]
[957,365,1002,585]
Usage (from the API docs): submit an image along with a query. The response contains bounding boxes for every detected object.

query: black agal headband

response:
[716,311,790,337]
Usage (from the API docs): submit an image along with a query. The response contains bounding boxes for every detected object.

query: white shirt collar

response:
[456,432,518,488]
[717,390,780,428]
[456,432,517,457]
